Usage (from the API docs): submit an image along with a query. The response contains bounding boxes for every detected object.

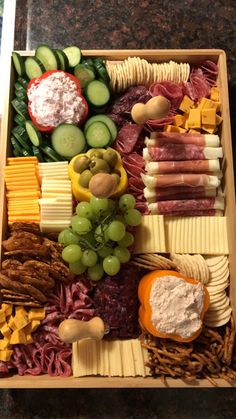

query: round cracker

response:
[204,314,231,327]
[207,257,228,273]
[207,281,229,294]
[205,255,226,267]
[209,290,226,302]
[195,254,209,284]
[205,305,232,321]
[208,296,230,311]
[191,255,201,281]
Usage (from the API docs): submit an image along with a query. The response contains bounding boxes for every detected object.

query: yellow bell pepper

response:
[68,148,128,202]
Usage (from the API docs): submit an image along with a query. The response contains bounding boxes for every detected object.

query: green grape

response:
[76,202,93,219]
[118,232,134,247]
[119,194,136,211]
[113,246,131,263]
[69,260,87,275]
[81,249,98,267]
[78,231,96,247]
[62,244,82,263]
[97,244,113,258]
[88,263,104,281]
[107,199,116,212]
[94,224,109,243]
[107,220,126,242]
[58,228,80,246]
[124,208,142,226]
[71,215,92,235]
[90,196,108,214]
[103,255,120,276]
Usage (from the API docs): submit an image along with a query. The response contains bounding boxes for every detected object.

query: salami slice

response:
[149,81,184,110]
[114,124,143,155]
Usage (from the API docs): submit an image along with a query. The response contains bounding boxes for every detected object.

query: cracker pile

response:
[204,256,231,327]
[171,253,209,284]
[106,58,190,92]
[132,253,176,270]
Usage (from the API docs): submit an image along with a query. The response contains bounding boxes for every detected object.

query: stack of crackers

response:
[106,57,190,92]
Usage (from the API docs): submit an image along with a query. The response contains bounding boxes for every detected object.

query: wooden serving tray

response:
[0,49,235,388]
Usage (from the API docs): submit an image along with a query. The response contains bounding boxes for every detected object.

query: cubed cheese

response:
[188,129,201,134]
[173,114,186,127]
[25,334,34,344]
[0,311,6,324]
[28,309,45,321]
[164,125,187,133]
[179,95,194,113]
[0,338,10,350]
[13,313,30,330]
[1,324,12,339]
[210,86,220,101]
[7,315,17,331]
[216,114,223,125]
[24,320,41,334]
[1,304,13,317]
[0,349,13,362]
[201,124,216,134]
[10,329,26,345]
[187,109,201,129]
[201,108,216,125]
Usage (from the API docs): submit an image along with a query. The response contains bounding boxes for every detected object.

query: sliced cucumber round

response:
[12,52,25,76]
[14,114,26,127]
[54,49,69,71]
[25,120,42,147]
[40,144,64,162]
[84,80,110,107]
[85,121,111,148]
[25,56,46,79]
[32,146,44,162]
[11,99,29,118]
[51,123,86,158]
[84,114,117,143]
[63,46,82,68]
[74,64,95,88]
[17,77,29,89]
[35,44,60,71]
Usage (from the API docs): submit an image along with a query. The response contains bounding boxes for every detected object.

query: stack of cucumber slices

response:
[11,44,117,162]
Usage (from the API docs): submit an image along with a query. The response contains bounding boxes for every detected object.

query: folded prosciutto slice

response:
[148,132,220,147]
[148,196,224,215]
[145,159,220,175]
[144,186,217,202]
[141,173,221,189]
[143,145,223,161]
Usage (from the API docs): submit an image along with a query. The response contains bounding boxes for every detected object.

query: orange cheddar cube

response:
[202,124,216,134]
[1,304,13,317]
[187,109,201,129]
[173,114,186,127]
[189,129,201,134]
[1,324,12,339]
[0,339,10,350]
[28,309,46,321]
[24,320,41,334]
[13,313,30,330]
[8,315,18,331]
[0,349,13,362]
[10,329,26,345]
[179,95,194,113]
[210,86,220,101]
[0,311,6,324]
[216,114,223,125]
[25,334,34,344]
[201,108,216,125]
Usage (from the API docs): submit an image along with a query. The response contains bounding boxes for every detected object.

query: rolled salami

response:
[148,132,220,147]
[144,186,217,202]
[143,146,223,161]
[141,173,221,189]
[148,196,225,215]
[145,159,220,174]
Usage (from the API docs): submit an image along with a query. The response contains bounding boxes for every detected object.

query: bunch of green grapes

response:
[58,194,142,281]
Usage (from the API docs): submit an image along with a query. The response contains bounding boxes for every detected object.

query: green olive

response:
[89,158,111,175]
[79,170,93,188]
[102,148,118,168]
[73,156,90,174]
[111,173,120,184]
[89,150,104,159]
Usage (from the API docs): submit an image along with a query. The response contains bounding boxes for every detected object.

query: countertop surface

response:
[1,0,236,417]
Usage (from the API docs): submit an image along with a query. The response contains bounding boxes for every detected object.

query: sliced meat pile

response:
[93,265,141,340]
[1,277,94,377]
[184,60,218,101]
[0,223,74,306]
[142,132,224,216]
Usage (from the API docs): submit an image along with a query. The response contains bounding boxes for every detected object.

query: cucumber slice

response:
[93,60,110,84]
[25,120,42,147]
[40,144,64,162]
[32,146,44,162]
[84,114,117,143]
[82,58,95,67]
[14,114,26,127]
[54,49,69,71]
[51,123,86,158]
[12,52,25,76]
[35,44,60,71]
[15,90,28,102]
[85,121,111,148]
[11,137,23,156]
[22,149,32,157]
[84,80,110,107]
[11,126,32,154]
[63,46,82,68]
[11,99,29,119]
[25,56,46,79]
[17,77,29,89]
[74,64,95,88]
[14,82,26,92]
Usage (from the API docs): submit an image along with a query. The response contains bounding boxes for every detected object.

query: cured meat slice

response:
[145,160,220,175]
[184,68,211,101]
[148,132,220,147]
[114,124,143,155]
[148,197,224,215]
[199,60,218,86]
[151,209,220,216]
[143,145,223,161]
[141,173,220,189]
[144,186,217,202]
[149,81,184,110]
[145,116,174,130]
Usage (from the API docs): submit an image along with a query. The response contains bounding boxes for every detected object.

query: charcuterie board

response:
[0,49,236,388]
